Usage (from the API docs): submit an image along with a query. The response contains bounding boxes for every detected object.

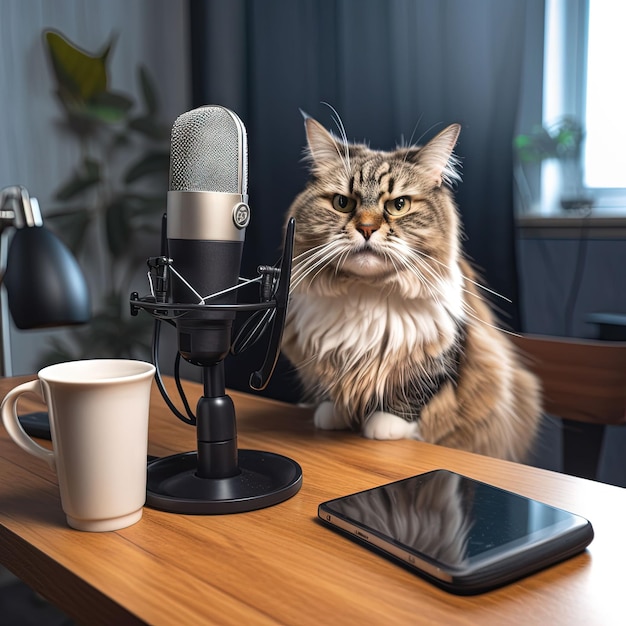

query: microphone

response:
[129,105,301,515]
[167,105,251,365]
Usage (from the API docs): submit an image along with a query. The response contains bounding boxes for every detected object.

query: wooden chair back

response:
[510,333,626,426]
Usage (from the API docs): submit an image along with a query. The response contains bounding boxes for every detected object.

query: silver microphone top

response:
[169,105,248,194]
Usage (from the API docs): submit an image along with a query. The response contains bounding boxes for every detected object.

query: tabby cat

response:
[281,113,541,462]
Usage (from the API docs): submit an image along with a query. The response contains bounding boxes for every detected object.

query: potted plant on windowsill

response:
[514,116,594,213]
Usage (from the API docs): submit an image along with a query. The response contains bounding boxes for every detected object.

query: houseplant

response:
[514,116,593,212]
[39,29,170,365]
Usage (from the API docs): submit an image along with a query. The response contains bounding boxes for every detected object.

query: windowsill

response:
[516,209,626,238]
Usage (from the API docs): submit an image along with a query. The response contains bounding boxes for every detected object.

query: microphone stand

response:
[145,359,302,514]
[196,361,238,479]
[131,218,302,515]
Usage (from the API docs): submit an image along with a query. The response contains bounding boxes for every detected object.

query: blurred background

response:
[1,0,625,481]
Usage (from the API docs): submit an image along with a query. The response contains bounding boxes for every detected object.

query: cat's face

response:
[287,117,462,299]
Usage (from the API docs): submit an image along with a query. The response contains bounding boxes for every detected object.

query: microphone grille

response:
[169,106,248,194]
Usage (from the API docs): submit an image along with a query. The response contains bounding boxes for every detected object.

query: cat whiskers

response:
[384,237,510,335]
[334,249,352,277]
[290,239,350,292]
[395,255,442,301]
[321,102,352,181]
[385,236,499,307]
[383,239,444,301]
[416,249,512,304]
[407,247,523,337]
[397,114,424,152]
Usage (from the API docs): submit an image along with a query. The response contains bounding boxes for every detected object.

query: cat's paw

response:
[313,402,349,430]
[362,411,421,440]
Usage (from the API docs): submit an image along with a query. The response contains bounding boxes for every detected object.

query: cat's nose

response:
[356,223,378,240]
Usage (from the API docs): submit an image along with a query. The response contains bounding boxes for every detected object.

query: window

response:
[584,0,626,190]
[541,0,626,212]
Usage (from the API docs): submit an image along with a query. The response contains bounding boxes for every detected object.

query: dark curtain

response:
[188,0,544,400]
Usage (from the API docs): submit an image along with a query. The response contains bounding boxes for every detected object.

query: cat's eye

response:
[332,194,356,213]
[384,196,412,216]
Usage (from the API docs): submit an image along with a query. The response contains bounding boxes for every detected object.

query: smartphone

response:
[318,469,593,595]
[18,411,51,440]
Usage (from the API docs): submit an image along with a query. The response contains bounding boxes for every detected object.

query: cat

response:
[281,113,542,462]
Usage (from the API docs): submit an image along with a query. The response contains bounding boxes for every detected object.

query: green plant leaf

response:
[80,293,153,358]
[54,158,101,200]
[44,207,93,255]
[123,151,170,183]
[104,194,166,258]
[112,131,132,148]
[105,196,133,256]
[128,115,170,141]
[83,90,134,124]
[52,88,103,136]
[38,337,81,368]
[37,304,153,364]
[44,30,113,102]
[138,65,159,115]
[125,193,167,217]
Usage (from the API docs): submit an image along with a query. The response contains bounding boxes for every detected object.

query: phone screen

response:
[318,469,593,594]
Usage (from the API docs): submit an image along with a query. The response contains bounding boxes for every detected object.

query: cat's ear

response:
[302,114,346,166]
[412,124,461,187]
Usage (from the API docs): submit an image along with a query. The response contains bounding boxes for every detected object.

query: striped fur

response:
[282,116,541,462]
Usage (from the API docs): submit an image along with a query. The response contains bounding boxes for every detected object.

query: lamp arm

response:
[0,185,43,229]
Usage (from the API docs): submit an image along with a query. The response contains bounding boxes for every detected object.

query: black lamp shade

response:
[4,226,91,329]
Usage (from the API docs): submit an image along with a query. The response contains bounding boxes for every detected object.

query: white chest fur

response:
[286,272,464,369]
[283,265,466,431]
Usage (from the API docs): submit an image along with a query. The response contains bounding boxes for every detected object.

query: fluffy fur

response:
[282,114,541,462]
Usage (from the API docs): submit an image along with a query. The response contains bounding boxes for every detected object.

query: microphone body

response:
[131,106,303,513]
[167,106,251,365]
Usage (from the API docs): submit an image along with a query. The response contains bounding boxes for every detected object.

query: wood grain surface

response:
[0,375,624,625]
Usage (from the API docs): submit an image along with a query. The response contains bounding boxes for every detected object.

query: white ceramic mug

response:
[1,359,155,532]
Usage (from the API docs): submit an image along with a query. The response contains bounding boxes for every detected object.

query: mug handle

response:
[1,380,55,471]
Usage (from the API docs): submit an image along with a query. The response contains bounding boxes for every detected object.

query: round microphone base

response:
[145,449,302,514]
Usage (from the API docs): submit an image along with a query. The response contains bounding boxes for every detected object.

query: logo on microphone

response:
[233,203,250,229]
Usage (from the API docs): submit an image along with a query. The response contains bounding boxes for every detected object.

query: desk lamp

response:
[0,185,90,377]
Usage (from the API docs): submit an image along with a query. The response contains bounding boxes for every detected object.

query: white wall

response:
[0,0,191,374]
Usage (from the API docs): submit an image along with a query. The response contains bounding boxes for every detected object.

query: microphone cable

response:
[152,318,196,426]
[230,261,281,356]
[149,260,283,427]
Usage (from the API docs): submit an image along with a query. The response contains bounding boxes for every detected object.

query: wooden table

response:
[0,375,624,625]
